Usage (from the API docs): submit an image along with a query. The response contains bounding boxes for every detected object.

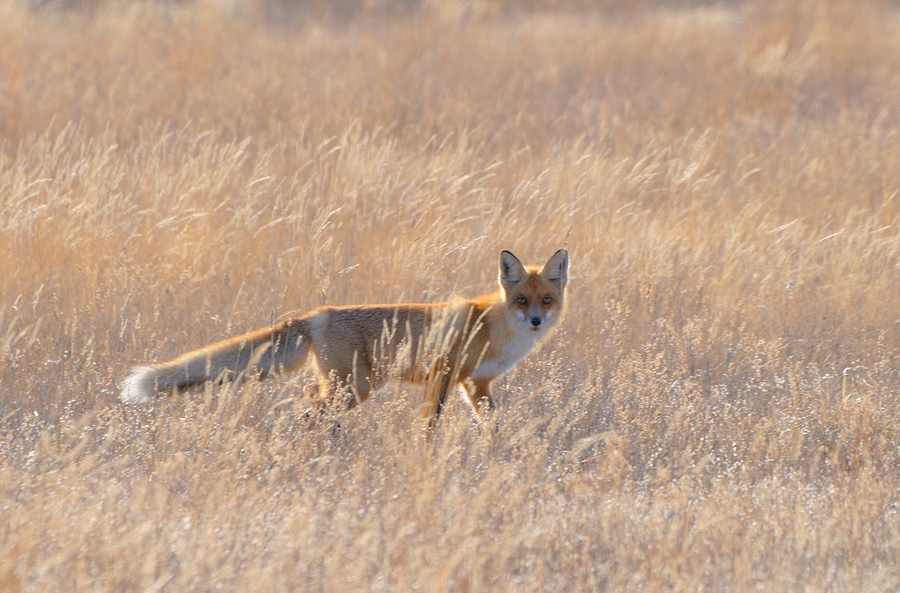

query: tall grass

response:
[3,0,900,590]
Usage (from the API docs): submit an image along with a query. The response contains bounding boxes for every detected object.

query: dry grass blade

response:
[2,0,900,591]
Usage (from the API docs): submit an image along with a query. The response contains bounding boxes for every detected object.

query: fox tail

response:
[120,318,311,403]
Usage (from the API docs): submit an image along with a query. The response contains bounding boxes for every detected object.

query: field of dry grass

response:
[3,0,900,590]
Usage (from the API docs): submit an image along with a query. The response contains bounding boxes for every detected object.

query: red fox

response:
[121,249,568,425]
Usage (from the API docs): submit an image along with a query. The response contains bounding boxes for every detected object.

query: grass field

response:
[3,0,900,590]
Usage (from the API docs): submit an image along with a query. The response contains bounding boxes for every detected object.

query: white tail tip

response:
[120,366,157,403]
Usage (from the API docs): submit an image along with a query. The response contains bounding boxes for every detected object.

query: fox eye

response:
[542,296,552,305]
[516,296,527,305]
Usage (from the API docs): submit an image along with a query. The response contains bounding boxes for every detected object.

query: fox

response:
[121,249,568,426]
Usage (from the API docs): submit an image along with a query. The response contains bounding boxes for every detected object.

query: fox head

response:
[498,249,568,335]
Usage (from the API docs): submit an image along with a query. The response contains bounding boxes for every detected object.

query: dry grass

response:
[3,0,900,590]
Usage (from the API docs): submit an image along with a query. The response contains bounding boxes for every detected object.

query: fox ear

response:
[498,250,527,291]
[540,249,568,288]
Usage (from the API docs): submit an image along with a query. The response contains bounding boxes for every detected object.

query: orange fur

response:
[121,249,568,426]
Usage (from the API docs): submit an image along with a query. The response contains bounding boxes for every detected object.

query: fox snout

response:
[515,310,551,331]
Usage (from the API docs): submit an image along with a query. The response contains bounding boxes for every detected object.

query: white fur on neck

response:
[470,324,543,381]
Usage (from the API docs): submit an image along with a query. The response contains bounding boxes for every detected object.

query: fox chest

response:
[470,332,537,381]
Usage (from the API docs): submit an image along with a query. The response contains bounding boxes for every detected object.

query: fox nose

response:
[530,316,542,327]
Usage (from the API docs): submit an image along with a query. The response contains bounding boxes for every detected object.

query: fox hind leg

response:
[343,371,374,411]
[306,363,374,414]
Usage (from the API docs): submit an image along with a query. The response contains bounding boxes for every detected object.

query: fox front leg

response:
[421,356,457,429]
[462,378,495,421]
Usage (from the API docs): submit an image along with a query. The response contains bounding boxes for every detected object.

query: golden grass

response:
[3,0,900,590]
